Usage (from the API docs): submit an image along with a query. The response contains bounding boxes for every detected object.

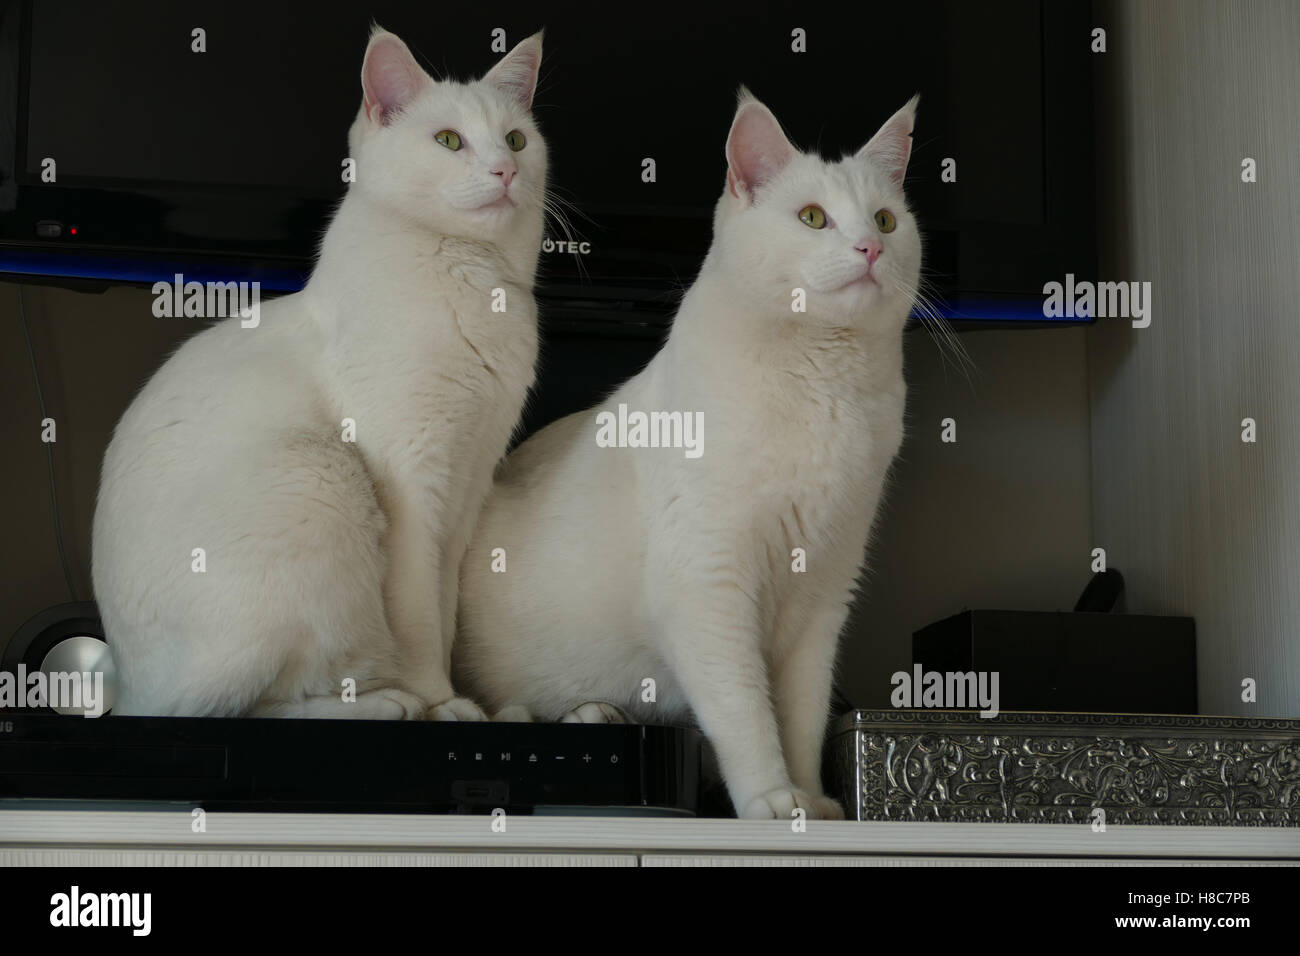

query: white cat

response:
[456,92,920,819]
[93,29,547,719]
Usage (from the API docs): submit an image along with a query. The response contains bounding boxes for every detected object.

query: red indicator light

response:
[69,227,78,236]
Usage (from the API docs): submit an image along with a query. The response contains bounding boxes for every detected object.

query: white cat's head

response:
[347,28,547,241]
[711,92,921,325]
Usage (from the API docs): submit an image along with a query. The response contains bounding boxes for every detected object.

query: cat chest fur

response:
[318,277,536,449]
[715,344,907,611]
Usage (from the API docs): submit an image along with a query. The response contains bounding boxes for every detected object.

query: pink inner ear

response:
[486,37,542,110]
[859,102,916,187]
[362,35,426,124]
[726,102,796,200]
[727,168,743,199]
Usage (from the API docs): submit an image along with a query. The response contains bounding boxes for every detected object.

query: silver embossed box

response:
[830,710,1300,825]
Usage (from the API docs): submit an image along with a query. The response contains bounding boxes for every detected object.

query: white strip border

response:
[1,811,1296,859]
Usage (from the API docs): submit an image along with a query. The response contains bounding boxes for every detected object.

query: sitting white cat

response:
[457,92,921,818]
[93,28,547,719]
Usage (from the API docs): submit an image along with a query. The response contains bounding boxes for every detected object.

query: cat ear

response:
[857,95,919,188]
[725,90,796,204]
[361,29,429,126]
[486,32,543,110]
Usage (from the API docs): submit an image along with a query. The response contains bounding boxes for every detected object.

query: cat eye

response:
[434,130,462,151]
[875,209,897,233]
[505,129,527,152]
[798,205,827,229]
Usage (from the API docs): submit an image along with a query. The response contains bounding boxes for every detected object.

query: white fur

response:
[93,30,547,718]
[457,94,920,818]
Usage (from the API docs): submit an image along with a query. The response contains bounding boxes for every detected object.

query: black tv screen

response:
[0,0,1096,325]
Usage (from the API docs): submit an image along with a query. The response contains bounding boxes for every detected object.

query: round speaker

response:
[4,601,116,716]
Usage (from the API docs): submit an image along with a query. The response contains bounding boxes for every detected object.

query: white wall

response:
[841,326,1094,705]
[1088,0,1300,716]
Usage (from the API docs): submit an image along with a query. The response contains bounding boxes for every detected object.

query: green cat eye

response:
[505,129,527,152]
[798,204,827,229]
[875,208,897,233]
[435,130,462,151]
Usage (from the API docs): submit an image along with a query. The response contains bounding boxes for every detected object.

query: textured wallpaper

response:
[1089,0,1300,716]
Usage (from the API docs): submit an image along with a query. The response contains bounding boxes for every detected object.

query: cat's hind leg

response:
[147,429,424,719]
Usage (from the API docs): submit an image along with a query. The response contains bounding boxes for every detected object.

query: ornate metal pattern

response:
[830,710,1300,826]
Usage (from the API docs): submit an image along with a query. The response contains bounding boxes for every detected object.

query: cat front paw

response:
[360,687,430,720]
[493,704,535,722]
[560,701,628,724]
[739,786,843,821]
[426,696,489,721]
[810,794,846,820]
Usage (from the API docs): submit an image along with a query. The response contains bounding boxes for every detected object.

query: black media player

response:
[0,714,703,816]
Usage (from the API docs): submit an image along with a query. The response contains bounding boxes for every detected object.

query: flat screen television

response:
[0,0,1096,332]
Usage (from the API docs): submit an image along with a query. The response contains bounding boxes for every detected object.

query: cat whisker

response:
[517,180,591,282]
[885,266,977,386]
[918,278,978,385]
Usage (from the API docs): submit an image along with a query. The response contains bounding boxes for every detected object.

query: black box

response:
[912,610,1197,713]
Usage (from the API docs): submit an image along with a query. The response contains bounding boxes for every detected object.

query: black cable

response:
[17,284,79,603]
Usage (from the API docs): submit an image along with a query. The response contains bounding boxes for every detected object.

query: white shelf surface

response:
[1,810,1297,862]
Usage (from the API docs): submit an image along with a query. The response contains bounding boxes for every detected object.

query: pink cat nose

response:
[855,238,883,264]
[490,161,516,187]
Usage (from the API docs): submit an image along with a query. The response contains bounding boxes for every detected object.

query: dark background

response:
[3,0,1092,306]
